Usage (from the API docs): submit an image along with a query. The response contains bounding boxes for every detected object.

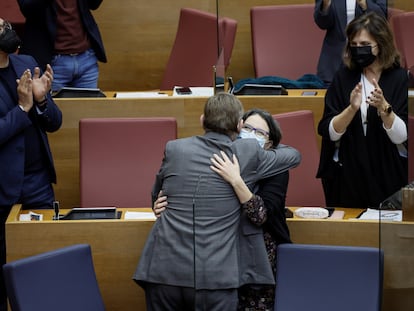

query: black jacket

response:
[317,65,408,208]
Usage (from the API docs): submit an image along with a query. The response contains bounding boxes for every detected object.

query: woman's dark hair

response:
[242,108,282,148]
[344,11,400,70]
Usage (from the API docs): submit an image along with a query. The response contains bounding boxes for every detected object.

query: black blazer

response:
[317,65,408,207]
[0,54,62,205]
[17,0,107,70]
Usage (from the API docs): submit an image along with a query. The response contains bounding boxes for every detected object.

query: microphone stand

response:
[216,0,220,58]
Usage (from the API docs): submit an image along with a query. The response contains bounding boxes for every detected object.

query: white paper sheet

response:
[358,208,402,221]
[124,211,156,220]
[172,86,214,97]
[115,92,168,98]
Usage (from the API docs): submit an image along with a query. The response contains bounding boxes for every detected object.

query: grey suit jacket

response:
[133,131,300,289]
[314,0,387,85]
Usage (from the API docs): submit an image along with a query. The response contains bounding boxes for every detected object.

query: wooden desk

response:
[51,93,325,208]
[6,205,414,311]
[6,205,154,311]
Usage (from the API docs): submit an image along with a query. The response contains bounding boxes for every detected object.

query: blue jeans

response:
[51,48,99,92]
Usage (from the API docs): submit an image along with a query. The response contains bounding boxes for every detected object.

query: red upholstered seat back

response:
[79,117,177,208]
[390,11,414,71]
[409,115,414,182]
[387,7,405,23]
[160,8,237,90]
[273,110,325,207]
[1,0,25,38]
[250,4,324,79]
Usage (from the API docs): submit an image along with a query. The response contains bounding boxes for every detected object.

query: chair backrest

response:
[79,117,177,208]
[221,16,238,70]
[409,115,414,182]
[273,110,325,207]
[275,243,384,311]
[160,8,237,90]
[1,0,25,38]
[250,4,324,79]
[387,7,405,22]
[390,11,414,70]
[3,244,105,311]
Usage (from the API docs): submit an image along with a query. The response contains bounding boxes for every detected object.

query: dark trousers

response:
[145,283,238,311]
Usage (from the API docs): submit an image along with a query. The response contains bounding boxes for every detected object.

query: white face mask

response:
[239,129,266,148]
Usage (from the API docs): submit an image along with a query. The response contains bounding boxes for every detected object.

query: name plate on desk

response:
[60,207,120,220]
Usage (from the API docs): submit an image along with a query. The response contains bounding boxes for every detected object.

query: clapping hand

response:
[350,81,363,111]
[32,64,53,102]
[366,78,387,110]
[16,69,33,112]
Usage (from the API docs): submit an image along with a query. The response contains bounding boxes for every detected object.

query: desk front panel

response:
[6,206,154,310]
[51,94,325,208]
[7,206,414,311]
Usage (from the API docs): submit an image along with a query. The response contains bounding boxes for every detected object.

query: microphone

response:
[52,200,60,220]
[216,0,220,58]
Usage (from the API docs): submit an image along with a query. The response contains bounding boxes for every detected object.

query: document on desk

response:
[124,211,156,220]
[358,208,402,221]
[19,211,43,221]
[172,86,214,96]
[114,92,168,98]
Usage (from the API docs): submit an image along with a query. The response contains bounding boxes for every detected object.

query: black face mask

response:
[350,45,376,68]
[0,28,22,54]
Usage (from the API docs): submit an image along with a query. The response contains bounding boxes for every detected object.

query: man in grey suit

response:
[133,93,301,310]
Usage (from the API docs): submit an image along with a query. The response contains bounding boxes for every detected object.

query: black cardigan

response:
[317,65,408,208]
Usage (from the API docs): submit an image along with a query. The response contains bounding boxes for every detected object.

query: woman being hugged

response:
[317,12,408,208]
[209,108,292,310]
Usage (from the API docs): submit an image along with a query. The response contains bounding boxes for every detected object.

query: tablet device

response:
[59,207,120,220]
[233,84,288,96]
[52,87,106,98]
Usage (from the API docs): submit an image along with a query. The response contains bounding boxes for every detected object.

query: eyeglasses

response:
[0,21,12,34]
[242,124,269,139]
